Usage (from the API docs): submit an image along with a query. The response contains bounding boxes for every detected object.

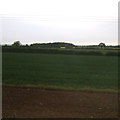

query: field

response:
[3,86,118,118]
[2,52,118,92]
[2,52,118,118]
[2,47,119,56]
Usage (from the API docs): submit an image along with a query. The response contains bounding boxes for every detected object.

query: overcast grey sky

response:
[0,0,119,45]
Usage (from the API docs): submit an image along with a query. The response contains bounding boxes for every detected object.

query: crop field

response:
[2,52,118,92]
[2,47,119,56]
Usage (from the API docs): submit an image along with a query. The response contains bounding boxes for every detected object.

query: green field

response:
[2,53,118,92]
[2,47,119,56]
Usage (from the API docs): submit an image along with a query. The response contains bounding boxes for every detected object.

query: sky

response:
[0,0,119,45]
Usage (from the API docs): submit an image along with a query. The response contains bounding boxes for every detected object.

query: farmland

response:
[2,52,118,92]
[2,51,118,118]
[2,47,119,56]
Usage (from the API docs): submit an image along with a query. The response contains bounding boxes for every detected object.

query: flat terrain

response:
[3,86,118,118]
[2,52,118,118]
[2,53,118,92]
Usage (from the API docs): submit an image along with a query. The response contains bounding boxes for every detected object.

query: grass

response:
[2,53,118,92]
[2,47,119,56]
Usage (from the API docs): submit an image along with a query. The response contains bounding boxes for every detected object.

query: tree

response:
[12,41,21,47]
[25,44,29,47]
[4,44,8,47]
[98,42,106,48]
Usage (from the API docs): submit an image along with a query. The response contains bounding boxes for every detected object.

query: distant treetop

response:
[98,42,106,47]
[12,41,21,47]
[30,42,75,48]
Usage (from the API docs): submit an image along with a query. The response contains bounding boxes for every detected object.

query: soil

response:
[2,86,118,118]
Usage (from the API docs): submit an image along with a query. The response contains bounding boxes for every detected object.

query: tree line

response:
[2,41,120,49]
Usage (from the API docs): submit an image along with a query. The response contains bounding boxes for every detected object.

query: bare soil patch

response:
[2,86,118,118]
